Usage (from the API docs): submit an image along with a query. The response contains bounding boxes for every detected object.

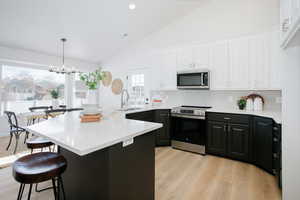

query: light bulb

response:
[129,3,136,10]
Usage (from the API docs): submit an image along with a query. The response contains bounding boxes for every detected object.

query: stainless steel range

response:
[171,106,212,155]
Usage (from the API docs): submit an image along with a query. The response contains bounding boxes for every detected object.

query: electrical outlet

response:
[276,97,282,104]
[123,138,134,147]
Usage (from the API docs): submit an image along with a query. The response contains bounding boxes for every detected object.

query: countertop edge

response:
[25,121,163,156]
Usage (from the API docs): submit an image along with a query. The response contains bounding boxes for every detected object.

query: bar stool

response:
[13,152,67,200]
[26,136,54,154]
[26,136,55,192]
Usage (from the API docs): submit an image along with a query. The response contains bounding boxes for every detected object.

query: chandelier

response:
[49,38,80,74]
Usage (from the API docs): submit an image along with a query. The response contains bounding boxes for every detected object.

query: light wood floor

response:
[0,147,281,200]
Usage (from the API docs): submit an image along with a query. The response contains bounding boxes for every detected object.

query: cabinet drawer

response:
[206,112,250,124]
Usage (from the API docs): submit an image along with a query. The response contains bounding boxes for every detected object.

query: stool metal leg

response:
[58,176,66,200]
[52,178,57,200]
[13,133,20,154]
[27,184,33,200]
[17,183,25,200]
[6,132,13,150]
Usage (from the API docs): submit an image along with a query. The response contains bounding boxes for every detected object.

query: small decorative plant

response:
[237,97,247,110]
[79,69,105,90]
[50,89,59,99]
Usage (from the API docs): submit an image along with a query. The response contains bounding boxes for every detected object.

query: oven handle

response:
[171,113,205,120]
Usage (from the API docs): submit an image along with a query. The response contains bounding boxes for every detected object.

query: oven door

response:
[171,115,206,154]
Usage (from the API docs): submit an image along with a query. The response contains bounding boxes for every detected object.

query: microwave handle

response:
[200,73,204,86]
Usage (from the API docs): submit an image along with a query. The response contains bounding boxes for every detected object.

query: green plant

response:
[50,89,59,99]
[79,69,105,90]
[237,97,247,110]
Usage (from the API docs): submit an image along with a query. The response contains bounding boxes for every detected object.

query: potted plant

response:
[237,97,247,110]
[50,89,59,109]
[79,69,105,109]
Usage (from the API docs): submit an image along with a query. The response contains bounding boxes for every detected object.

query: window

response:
[0,65,65,114]
[128,73,145,106]
[73,73,88,107]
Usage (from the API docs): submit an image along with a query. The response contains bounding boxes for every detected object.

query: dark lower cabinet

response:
[227,124,249,161]
[126,110,171,146]
[206,121,227,156]
[206,112,282,188]
[126,111,154,122]
[155,110,171,146]
[253,117,274,174]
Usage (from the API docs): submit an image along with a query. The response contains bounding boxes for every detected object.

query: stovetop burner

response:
[181,105,212,109]
[171,105,212,117]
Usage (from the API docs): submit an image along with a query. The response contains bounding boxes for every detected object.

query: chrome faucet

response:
[121,89,130,109]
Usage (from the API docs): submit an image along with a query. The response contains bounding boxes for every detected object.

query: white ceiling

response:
[0,0,203,64]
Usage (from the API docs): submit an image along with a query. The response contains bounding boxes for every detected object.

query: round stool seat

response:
[26,136,53,149]
[13,152,67,184]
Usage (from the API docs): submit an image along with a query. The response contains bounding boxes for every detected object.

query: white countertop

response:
[25,112,163,156]
[206,108,282,124]
[123,105,282,124]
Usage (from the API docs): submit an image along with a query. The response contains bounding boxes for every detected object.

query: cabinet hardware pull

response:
[273,153,278,158]
[273,127,278,131]
[282,18,290,32]
[232,128,243,132]
[224,125,227,132]
[228,125,231,132]
[224,117,231,120]
[273,138,279,142]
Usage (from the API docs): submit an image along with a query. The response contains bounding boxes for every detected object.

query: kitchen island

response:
[26,111,163,200]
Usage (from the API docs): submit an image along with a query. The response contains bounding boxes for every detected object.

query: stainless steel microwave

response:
[177,69,210,89]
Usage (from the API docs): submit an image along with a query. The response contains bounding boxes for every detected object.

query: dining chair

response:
[4,111,29,154]
[45,109,67,119]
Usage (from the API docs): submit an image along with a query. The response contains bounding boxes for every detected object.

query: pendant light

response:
[49,38,80,74]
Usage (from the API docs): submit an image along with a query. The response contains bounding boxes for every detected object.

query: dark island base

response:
[59,131,156,200]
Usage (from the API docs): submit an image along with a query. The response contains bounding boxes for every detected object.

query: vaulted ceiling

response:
[0,0,203,64]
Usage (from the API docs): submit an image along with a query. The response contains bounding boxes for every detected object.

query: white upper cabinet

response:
[269,32,283,90]
[192,44,211,69]
[176,47,193,70]
[149,31,282,92]
[249,34,271,90]
[280,0,300,48]
[210,41,230,90]
[228,38,250,90]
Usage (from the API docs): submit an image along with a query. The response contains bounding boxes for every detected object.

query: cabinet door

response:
[177,47,193,71]
[228,38,250,89]
[269,32,282,90]
[253,117,273,174]
[249,34,270,89]
[227,124,249,161]
[280,0,292,39]
[155,110,170,146]
[210,41,230,90]
[193,44,211,69]
[206,121,227,156]
[291,0,300,22]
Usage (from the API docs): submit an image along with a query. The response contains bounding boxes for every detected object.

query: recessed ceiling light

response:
[129,3,136,10]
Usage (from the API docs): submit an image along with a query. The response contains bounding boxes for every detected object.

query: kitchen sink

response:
[118,107,143,111]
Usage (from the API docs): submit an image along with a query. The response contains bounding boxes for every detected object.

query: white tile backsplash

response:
[151,90,282,111]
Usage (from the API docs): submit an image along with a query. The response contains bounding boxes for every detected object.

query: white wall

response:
[281,46,300,200]
[103,0,279,66]
[101,0,280,109]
